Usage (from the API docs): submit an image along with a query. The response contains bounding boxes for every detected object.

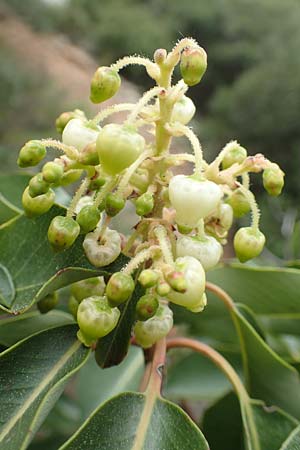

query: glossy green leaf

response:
[280,425,300,449]
[0,310,74,347]
[203,392,299,450]
[0,205,127,313]
[208,264,300,315]
[232,304,300,419]
[0,173,30,224]
[0,324,89,450]
[95,281,144,368]
[77,346,144,419]
[59,392,209,450]
[164,351,241,401]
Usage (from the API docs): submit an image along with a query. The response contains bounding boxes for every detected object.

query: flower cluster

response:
[18,38,284,349]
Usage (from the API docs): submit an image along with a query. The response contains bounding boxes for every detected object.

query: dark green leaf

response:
[59,392,209,450]
[95,281,144,368]
[164,351,241,401]
[0,173,30,224]
[233,306,300,419]
[0,205,127,313]
[77,346,144,419]
[280,425,300,449]
[0,310,74,347]
[0,324,89,450]
[208,264,300,315]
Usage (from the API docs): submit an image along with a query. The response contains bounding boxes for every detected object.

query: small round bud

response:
[129,168,150,194]
[156,281,171,296]
[171,95,196,125]
[37,292,59,314]
[90,67,121,104]
[68,295,79,319]
[136,294,159,321]
[169,175,223,228]
[106,272,135,306]
[167,256,206,310]
[47,216,80,251]
[97,124,145,175]
[29,173,50,198]
[263,165,284,196]
[218,203,234,231]
[164,270,187,293]
[176,235,223,270]
[177,224,193,235]
[135,192,154,216]
[83,227,121,267]
[76,205,101,233]
[180,46,207,86]
[222,144,247,170]
[62,119,100,152]
[233,227,266,263]
[55,109,86,134]
[42,162,64,184]
[134,305,173,349]
[60,170,83,186]
[89,173,107,191]
[227,191,251,218]
[154,48,167,64]
[77,295,120,339]
[78,142,99,166]
[22,187,55,218]
[71,276,106,302]
[105,192,125,217]
[138,269,159,288]
[17,140,46,168]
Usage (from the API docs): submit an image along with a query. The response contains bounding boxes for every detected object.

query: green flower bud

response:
[71,276,106,302]
[106,272,135,306]
[180,46,207,86]
[263,165,284,196]
[55,109,86,134]
[22,186,55,217]
[77,295,120,339]
[227,190,251,218]
[138,269,159,288]
[76,205,101,233]
[164,270,187,293]
[171,95,196,125]
[218,203,233,231]
[89,173,107,191]
[134,305,173,349]
[233,227,266,263]
[222,144,247,170]
[156,281,171,296]
[129,168,150,194]
[154,48,167,65]
[29,173,50,198]
[136,294,159,321]
[17,140,46,168]
[135,192,154,216]
[177,224,193,235]
[60,170,83,186]
[37,291,59,314]
[42,162,64,184]
[97,124,145,175]
[105,192,125,217]
[68,295,79,319]
[47,216,80,251]
[90,67,121,104]
[77,142,99,166]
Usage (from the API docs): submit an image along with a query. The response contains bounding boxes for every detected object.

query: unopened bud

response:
[17,140,46,168]
[154,48,167,65]
[105,192,125,217]
[106,272,135,306]
[263,164,284,196]
[71,276,106,302]
[37,291,59,314]
[42,162,64,184]
[234,227,265,263]
[156,281,171,296]
[22,187,55,218]
[78,142,99,166]
[29,173,50,198]
[135,192,154,216]
[180,46,207,86]
[164,270,187,293]
[138,269,159,288]
[90,67,121,104]
[227,190,251,218]
[76,205,101,233]
[136,294,159,321]
[47,216,80,251]
[222,144,247,169]
[55,109,86,134]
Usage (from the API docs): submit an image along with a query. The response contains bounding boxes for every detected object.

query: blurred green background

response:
[1,0,299,260]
